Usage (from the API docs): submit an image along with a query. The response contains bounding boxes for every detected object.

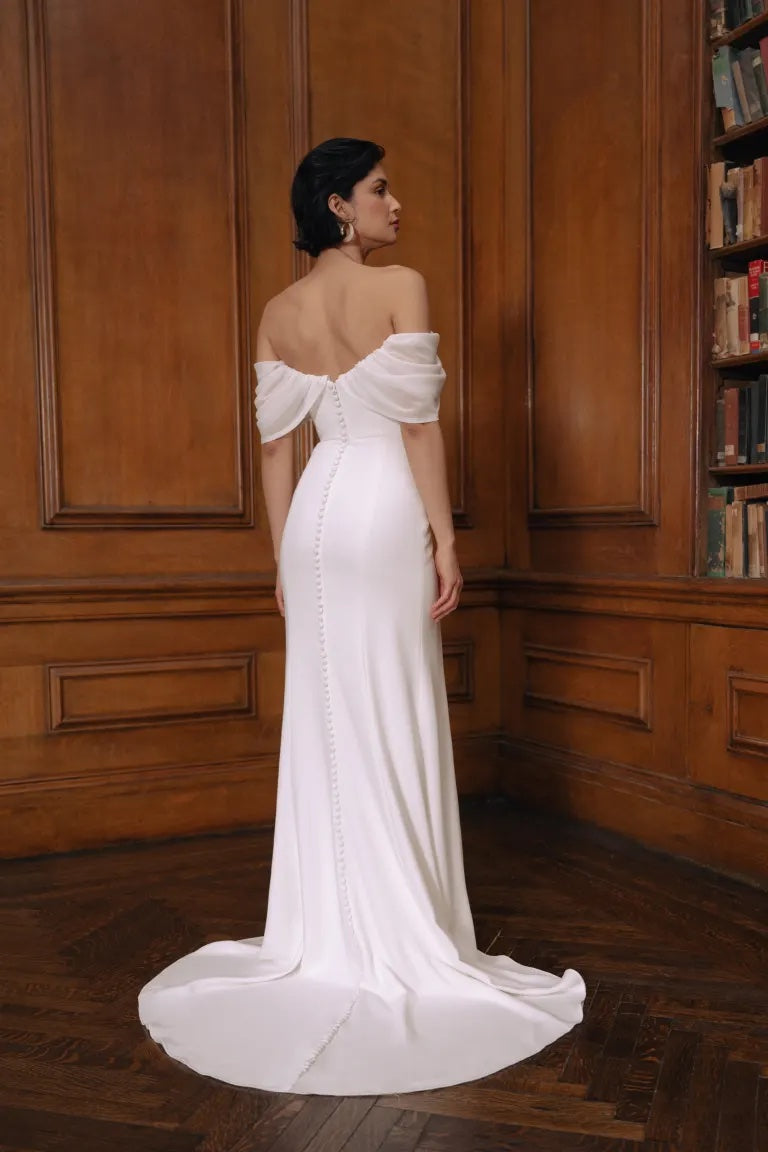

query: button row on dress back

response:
[294,376,360,1088]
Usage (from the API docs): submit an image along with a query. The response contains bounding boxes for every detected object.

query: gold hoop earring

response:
[339,219,356,244]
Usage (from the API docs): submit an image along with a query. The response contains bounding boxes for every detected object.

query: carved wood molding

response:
[443,638,476,703]
[727,671,768,759]
[47,652,256,733]
[5,569,768,627]
[523,643,652,730]
[25,0,253,527]
[526,0,661,528]
[452,0,473,530]
[498,571,768,628]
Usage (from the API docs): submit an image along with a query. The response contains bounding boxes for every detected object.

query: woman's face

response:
[333,164,401,250]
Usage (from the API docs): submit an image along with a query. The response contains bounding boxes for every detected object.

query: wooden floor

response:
[1,796,767,1152]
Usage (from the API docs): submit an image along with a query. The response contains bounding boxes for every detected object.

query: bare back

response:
[258,260,428,380]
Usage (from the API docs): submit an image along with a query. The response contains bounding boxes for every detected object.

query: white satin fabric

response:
[137,331,587,1094]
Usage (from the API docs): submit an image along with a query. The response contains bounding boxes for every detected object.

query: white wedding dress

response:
[137,331,586,1095]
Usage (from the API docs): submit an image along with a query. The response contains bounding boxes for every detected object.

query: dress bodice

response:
[253,331,445,443]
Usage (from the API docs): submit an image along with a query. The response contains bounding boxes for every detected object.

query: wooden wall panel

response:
[690,625,768,804]
[521,0,696,575]
[47,653,258,731]
[30,0,250,526]
[441,608,500,737]
[1,0,294,578]
[503,609,687,777]
[530,0,651,521]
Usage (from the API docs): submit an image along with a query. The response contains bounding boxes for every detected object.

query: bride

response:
[137,137,586,1095]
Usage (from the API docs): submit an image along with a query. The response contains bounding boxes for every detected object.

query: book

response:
[738,384,751,462]
[725,501,740,575]
[752,50,768,116]
[714,276,729,357]
[722,167,740,243]
[708,161,727,248]
[713,47,745,130]
[739,47,764,121]
[736,166,746,243]
[748,260,768,348]
[754,156,766,236]
[707,487,734,576]
[733,479,768,498]
[716,393,726,464]
[711,0,728,33]
[748,502,761,576]
[737,274,750,354]
[710,0,729,34]
[725,500,747,576]
[725,277,741,355]
[724,386,740,464]
[760,272,768,347]
[758,504,767,575]
[754,375,768,461]
[733,57,753,125]
[744,163,755,240]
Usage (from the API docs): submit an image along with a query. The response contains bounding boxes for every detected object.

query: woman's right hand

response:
[275,569,285,617]
[431,544,463,622]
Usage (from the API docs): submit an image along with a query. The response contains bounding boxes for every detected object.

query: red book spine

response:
[750,260,761,350]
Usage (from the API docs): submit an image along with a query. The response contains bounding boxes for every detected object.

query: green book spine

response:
[707,487,734,577]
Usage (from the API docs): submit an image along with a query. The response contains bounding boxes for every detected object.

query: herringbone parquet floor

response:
[1,797,766,1151]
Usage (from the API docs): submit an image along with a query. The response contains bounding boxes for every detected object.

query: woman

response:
[138,138,586,1095]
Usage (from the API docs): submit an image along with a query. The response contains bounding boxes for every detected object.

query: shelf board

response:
[713,113,768,149]
[711,11,768,50]
[709,234,768,260]
[709,463,768,474]
[711,351,768,368]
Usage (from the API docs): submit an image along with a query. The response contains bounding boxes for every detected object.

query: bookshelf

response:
[704,2,768,578]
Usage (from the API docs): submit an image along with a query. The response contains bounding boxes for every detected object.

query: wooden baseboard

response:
[498,736,768,888]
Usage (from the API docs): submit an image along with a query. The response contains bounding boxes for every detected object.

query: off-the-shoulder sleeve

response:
[345,331,445,424]
[253,362,325,443]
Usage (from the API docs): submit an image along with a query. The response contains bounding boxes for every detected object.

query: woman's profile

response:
[137,137,587,1094]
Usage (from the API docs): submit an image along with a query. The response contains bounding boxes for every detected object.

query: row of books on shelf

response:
[706,158,768,247]
[707,485,768,575]
[712,39,768,131]
[714,378,768,462]
[712,266,768,356]
[711,0,768,39]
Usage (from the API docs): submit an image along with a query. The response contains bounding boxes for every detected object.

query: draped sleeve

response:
[344,331,445,424]
[253,362,325,443]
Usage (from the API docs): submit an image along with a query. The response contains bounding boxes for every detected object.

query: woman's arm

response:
[261,437,294,567]
[391,269,463,622]
[256,314,293,613]
[401,421,462,622]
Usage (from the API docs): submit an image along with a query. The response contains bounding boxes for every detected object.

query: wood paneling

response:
[0,0,510,853]
[29,0,252,527]
[529,0,658,525]
[523,645,652,730]
[521,0,696,575]
[47,653,257,732]
[690,624,768,803]
[441,608,500,737]
[504,609,687,777]
[1,0,293,578]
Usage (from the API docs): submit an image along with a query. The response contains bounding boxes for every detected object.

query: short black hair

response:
[291,137,386,258]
